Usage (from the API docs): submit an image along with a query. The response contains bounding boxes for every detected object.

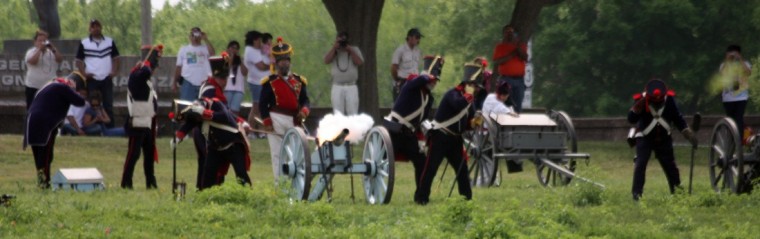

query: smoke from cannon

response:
[316,112,374,145]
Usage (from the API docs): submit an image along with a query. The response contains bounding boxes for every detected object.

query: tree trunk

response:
[323,0,385,121]
[510,0,564,41]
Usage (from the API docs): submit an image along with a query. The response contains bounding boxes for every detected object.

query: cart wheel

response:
[537,110,578,187]
[362,126,395,204]
[279,127,312,200]
[709,117,745,194]
[466,114,499,187]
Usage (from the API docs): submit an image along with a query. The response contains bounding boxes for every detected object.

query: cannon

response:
[464,110,601,188]
[279,126,395,204]
[708,117,760,194]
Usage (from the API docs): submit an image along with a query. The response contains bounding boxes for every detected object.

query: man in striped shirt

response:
[75,19,120,128]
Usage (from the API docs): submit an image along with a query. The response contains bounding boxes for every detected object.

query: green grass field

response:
[1,134,759,238]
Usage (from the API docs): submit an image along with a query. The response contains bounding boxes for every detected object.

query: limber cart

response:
[465,110,601,188]
[279,126,395,204]
[708,117,760,194]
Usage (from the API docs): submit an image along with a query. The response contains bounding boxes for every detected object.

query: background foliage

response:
[2,0,759,114]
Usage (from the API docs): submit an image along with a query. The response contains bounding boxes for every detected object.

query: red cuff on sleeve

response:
[202,109,213,120]
[263,118,273,126]
[176,131,186,140]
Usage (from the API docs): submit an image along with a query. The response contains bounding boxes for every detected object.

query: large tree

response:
[322,0,385,119]
[510,0,565,40]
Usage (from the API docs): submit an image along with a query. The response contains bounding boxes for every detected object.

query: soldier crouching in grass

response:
[628,79,697,201]
[24,72,87,189]
[383,55,440,205]
[121,45,162,189]
[173,97,252,190]
[416,57,485,205]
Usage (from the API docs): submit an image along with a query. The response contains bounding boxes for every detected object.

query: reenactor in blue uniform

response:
[383,55,442,204]
[23,72,87,188]
[629,79,697,201]
[186,57,230,189]
[415,59,487,204]
[174,97,252,190]
[121,44,162,189]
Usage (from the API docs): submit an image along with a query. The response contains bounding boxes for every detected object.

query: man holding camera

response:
[323,31,364,115]
[24,30,62,109]
[75,19,120,128]
[720,44,752,138]
[492,24,528,112]
[173,27,216,101]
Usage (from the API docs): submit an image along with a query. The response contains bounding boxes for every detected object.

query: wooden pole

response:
[140,0,152,47]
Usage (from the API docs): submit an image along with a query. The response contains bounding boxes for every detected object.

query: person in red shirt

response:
[491,24,528,112]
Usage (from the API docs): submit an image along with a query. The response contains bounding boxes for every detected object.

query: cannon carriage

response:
[279,126,395,204]
[708,117,760,194]
[464,109,599,187]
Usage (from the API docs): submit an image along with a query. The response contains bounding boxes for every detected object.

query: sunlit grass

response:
[1,135,758,238]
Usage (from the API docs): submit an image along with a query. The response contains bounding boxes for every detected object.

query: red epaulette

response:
[632,92,643,101]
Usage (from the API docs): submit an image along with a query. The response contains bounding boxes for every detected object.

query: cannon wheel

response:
[537,110,578,187]
[362,126,395,204]
[709,117,745,193]
[466,113,500,187]
[279,127,312,201]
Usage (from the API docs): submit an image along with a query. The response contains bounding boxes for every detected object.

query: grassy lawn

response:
[0,134,758,238]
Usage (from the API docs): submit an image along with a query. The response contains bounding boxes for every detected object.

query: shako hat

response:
[140,44,164,71]
[423,55,444,78]
[462,57,488,87]
[209,56,230,79]
[271,37,293,62]
[644,79,670,103]
[66,71,87,91]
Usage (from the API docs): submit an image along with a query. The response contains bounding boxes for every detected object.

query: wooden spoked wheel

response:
[709,117,745,194]
[362,126,395,204]
[279,127,312,200]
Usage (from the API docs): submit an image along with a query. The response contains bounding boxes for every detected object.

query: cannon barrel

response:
[330,128,350,146]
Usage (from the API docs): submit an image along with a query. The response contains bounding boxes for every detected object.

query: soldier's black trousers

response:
[121,129,157,189]
[32,133,56,188]
[417,130,472,204]
[632,136,681,197]
[389,129,426,194]
[200,143,251,190]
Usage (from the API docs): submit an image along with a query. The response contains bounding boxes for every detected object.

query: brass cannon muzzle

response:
[330,128,350,146]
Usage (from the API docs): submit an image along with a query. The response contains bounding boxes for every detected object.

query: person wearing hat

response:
[23,73,87,189]
[491,24,527,112]
[75,19,120,128]
[629,78,697,201]
[259,37,311,181]
[120,45,163,189]
[390,28,423,101]
[415,57,483,205]
[173,97,252,190]
[173,27,216,101]
[25,29,63,109]
[383,55,440,204]
[178,56,231,189]
[323,31,364,115]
